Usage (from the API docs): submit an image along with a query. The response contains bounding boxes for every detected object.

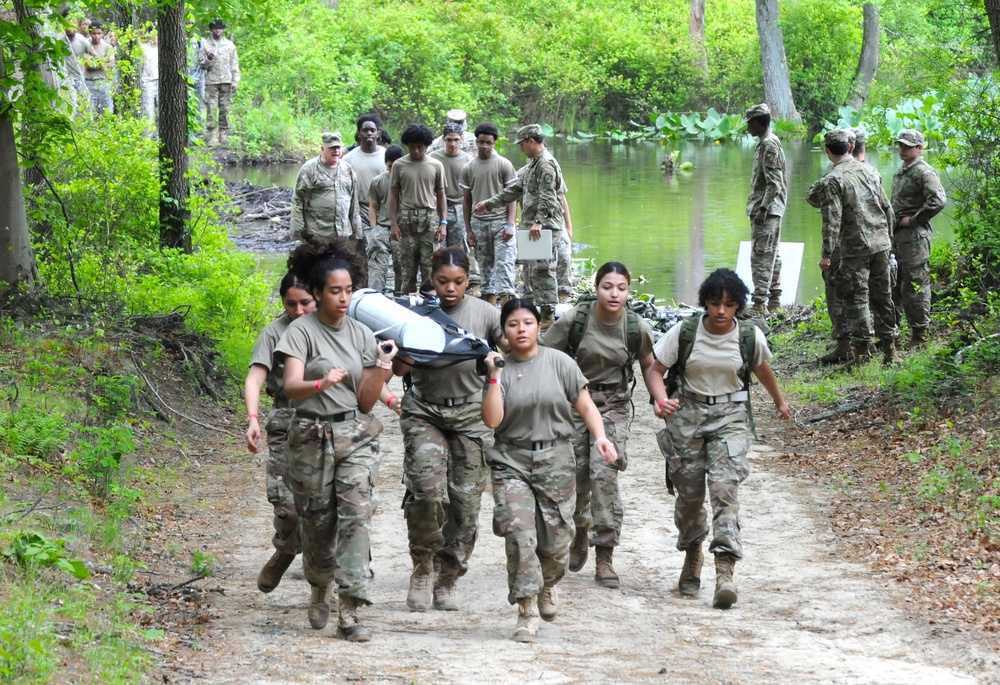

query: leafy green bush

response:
[65,423,136,499]
[1,531,90,580]
[0,407,70,464]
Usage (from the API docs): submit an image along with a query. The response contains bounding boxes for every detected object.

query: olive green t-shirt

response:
[274,312,378,416]
[369,171,391,227]
[459,154,518,221]
[494,346,587,443]
[429,149,473,204]
[410,296,501,399]
[541,306,655,385]
[389,155,445,210]
[249,314,292,407]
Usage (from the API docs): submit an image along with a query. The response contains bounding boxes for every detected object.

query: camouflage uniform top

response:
[746,130,788,218]
[197,36,240,86]
[818,157,893,260]
[249,314,293,408]
[429,131,478,156]
[290,157,363,241]
[891,158,947,228]
[484,149,564,230]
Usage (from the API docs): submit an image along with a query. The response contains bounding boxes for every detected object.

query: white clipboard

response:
[516,230,553,260]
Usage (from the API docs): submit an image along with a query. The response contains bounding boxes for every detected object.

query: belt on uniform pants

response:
[410,386,482,407]
[501,439,559,451]
[681,390,749,405]
[590,382,625,393]
[294,408,358,423]
[401,207,432,215]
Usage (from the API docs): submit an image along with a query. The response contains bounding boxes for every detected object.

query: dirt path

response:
[164,381,998,685]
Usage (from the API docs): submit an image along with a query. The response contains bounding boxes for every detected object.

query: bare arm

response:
[244,364,268,453]
[574,389,618,464]
[368,197,378,231]
[435,187,448,242]
[753,361,791,420]
[562,195,572,239]
[648,358,680,418]
[481,352,505,428]
[389,185,400,241]
[357,341,398,414]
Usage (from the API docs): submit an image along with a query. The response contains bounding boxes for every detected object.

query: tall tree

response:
[157,0,191,252]
[987,0,1000,66]
[690,0,708,76]
[0,41,38,296]
[755,0,800,122]
[845,3,880,109]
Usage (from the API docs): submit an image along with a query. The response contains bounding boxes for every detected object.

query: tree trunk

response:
[109,1,139,118]
[845,4,880,110]
[755,0,801,123]
[689,0,708,76]
[157,0,191,253]
[0,48,37,296]
[987,0,1000,67]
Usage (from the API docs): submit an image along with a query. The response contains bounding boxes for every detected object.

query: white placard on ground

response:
[735,241,804,306]
[515,230,553,261]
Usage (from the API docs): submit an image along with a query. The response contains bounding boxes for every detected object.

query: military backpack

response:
[565,295,643,392]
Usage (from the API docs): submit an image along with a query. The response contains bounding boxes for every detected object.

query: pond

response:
[223,139,954,305]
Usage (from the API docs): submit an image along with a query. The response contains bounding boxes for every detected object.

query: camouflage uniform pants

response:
[265,407,300,555]
[523,227,560,310]
[750,215,782,305]
[445,204,482,287]
[398,211,438,294]
[488,442,575,604]
[204,83,232,131]
[891,225,932,330]
[662,400,751,558]
[837,250,897,345]
[471,217,517,296]
[571,391,629,547]
[400,395,491,575]
[556,228,574,296]
[284,413,383,601]
[85,79,113,116]
[822,251,851,342]
[365,222,395,292]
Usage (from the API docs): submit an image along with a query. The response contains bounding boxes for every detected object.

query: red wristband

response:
[657,398,668,410]
[315,379,322,391]
[248,413,258,420]
[489,378,500,384]
[386,394,397,407]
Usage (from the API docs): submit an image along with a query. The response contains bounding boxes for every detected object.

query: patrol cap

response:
[743,103,770,122]
[208,18,226,29]
[446,109,467,123]
[321,132,344,148]
[850,127,866,146]
[824,129,851,146]
[513,124,543,144]
[896,129,925,147]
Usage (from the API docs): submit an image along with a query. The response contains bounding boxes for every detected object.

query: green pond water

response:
[225,139,954,305]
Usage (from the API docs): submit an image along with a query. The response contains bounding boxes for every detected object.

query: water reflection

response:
[223,140,953,304]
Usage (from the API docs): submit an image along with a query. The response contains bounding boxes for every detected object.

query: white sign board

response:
[735,242,804,306]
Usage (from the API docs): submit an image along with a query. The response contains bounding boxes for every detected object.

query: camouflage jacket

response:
[197,37,240,86]
[819,157,893,260]
[290,157,362,241]
[746,130,788,218]
[486,149,564,230]
[891,158,946,228]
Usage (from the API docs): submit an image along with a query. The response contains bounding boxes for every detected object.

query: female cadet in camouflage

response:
[540,262,658,588]
[482,299,618,642]
[393,246,503,612]
[648,269,790,609]
[245,273,315,594]
[274,239,398,642]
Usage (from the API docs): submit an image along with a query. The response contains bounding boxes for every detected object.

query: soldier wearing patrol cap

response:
[290,132,364,249]
[429,108,478,155]
[850,128,869,163]
[890,129,947,348]
[197,19,240,145]
[814,129,899,365]
[474,124,566,330]
[744,103,788,317]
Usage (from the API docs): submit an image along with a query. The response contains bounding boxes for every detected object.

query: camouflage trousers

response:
[661,400,751,559]
[471,217,517,297]
[400,394,491,575]
[365,223,400,292]
[518,227,560,309]
[264,407,300,556]
[750,215,782,306]
[444,204,482,287]
[284,412,383,601]
[892,225,932,330]
[556,228,574,296]
[204,83,232,131]
[85,79,113,116]
[398,210,439,294]
[488,441,575,604]
[571,391,629,547]
[837,250,897,344]
[822,252,851,342]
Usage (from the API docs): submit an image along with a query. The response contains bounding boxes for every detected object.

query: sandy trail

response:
[168,382,998,685]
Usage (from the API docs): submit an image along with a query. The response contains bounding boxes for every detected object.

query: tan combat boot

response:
[338,595,372,642]
[257,551,296,593]
[406,555,435,612]
[594,546,620,588]
[906,326,929,349]
[848,342,874,367]
[558,292,569,304]
[539,305,556,332]
[881,339,901,365]
[432,568,460,612]
[568,525,589,572]
[819,338,852,365]
[537,584,558,622]
[308,582,332,629]
[712,553,738,609]
[513,598,539,642]
[499,294,514,307]
[767,296,782,313]
[678,543,703,597]
[749,302,770,318]
[483,293,498,306]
